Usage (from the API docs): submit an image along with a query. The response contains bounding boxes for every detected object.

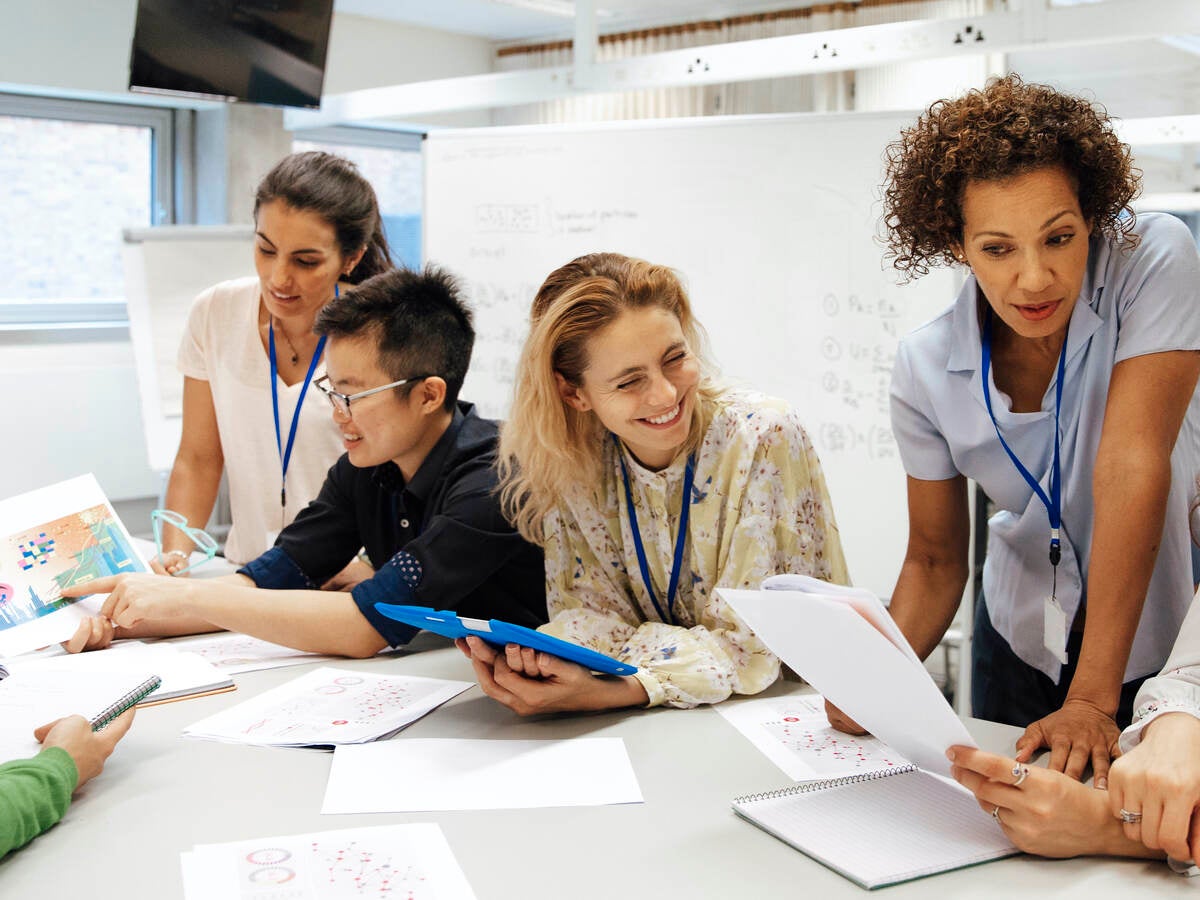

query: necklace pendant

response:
[291,354,299,365]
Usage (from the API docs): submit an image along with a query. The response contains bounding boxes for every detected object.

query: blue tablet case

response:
[373,604,638,676]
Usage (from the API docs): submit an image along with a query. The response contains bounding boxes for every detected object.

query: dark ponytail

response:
[254,151,393,283]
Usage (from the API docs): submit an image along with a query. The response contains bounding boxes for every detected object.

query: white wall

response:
[2,1,139,96]
[323,13,494,129]
[0,3,498,501]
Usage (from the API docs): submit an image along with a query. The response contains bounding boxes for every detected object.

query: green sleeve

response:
[0,747,79,858]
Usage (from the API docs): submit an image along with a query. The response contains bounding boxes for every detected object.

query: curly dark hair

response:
[882,73,1141,279]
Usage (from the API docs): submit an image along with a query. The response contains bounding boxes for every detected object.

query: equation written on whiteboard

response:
[811,291,910,461]
[471,204,639,236]
[818,422,897,461]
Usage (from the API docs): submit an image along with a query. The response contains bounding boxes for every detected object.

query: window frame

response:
[0,93,182,333]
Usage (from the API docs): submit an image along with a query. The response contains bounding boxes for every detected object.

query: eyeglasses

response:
[151,509,219,576]
[313,374,431,416]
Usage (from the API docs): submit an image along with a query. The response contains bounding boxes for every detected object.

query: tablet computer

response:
[373,604,638,676]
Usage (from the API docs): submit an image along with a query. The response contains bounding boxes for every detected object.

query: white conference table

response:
[0,634,1190,900]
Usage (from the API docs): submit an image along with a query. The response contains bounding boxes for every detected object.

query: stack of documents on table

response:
[1,640,234,705]
[167,631,339,675]
[323,738,644,813]
[180,823,477,900]
[718,575,1017,889]
[0,665,160,762]
[184,667,471,748]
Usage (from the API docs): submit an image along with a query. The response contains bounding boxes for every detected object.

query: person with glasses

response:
[458,252,848,714]
[63,267,546,659]
[154,150,393,578]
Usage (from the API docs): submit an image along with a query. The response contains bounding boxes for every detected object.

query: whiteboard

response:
[424,112,958,598]
[122,225,255,472]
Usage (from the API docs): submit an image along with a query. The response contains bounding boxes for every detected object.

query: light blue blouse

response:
[891,213,1200,683]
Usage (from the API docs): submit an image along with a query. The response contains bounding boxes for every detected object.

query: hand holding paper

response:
[720,580,974,777]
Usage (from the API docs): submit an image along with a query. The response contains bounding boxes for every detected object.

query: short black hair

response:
[314,266,475,411]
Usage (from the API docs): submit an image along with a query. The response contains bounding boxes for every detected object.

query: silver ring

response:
[1011,763,1030,787]
[1119,808,1143,824]
[991,805,1001,822]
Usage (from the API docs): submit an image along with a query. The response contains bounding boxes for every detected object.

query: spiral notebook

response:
[0,668,163,762]
[732,765,1019,890]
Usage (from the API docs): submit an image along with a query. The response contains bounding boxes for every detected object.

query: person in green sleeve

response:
[0,710,134,858]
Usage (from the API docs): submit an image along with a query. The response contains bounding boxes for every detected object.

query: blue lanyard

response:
[980,310,1068,569]
[268,297,330,508]
[613,435,696,626]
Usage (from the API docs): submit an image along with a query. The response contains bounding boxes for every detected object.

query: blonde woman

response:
[458,252,848,714]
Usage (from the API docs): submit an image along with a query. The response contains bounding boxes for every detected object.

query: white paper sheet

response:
[184,667,471,748]
[761,574,924,666]
[719,588,974,778]
[323,738,644,813]
[181,824,477,900]
[168,632,338,674]
[0,474,147,657]
[716,693,911,782]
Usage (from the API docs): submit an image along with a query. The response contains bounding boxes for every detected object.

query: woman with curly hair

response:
[835,74,1200,792]
[457,252,848,714]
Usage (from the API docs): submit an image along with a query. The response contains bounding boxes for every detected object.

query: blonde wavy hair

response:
[498,252,723,544]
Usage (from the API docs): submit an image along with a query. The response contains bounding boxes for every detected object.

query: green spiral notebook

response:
[733,765,1019,890]
[89,674,161,730]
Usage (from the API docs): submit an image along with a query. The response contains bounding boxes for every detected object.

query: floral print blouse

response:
[540,390,849,708]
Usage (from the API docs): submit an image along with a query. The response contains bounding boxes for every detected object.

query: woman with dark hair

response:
[160,151,392,571]
[831,75,1200,787]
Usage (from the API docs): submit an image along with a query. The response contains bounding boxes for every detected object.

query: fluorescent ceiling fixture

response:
[490,0,613,18]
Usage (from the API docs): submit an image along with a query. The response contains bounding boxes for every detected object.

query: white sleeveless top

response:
[177,276,344,565]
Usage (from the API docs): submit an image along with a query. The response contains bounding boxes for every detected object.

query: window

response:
[0,94,178,331]
[292,127,423,270]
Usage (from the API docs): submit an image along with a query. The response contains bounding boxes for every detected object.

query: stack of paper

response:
[2,640,234,705]
[720,575,974,776]
[168,632,338,675]
[0,666,160,762]
[183,667,471,748]
[181,824,477,900]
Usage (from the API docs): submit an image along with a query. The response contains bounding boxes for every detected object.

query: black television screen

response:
[129,0,335,109]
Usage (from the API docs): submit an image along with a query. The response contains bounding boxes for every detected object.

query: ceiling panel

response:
[335,0,818,41]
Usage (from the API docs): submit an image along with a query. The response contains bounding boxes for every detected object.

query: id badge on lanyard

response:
[268,285,335,530]
[613,435,695,626]
[981,311,1070,664]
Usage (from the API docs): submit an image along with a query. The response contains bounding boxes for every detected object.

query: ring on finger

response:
[991,805,1002,823]
[1119,808,1142,824]
[1010,762,1030,787]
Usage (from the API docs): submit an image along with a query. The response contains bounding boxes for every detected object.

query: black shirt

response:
[239,402,547,646]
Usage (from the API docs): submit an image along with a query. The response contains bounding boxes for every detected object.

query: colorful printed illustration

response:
[0,504,141,632]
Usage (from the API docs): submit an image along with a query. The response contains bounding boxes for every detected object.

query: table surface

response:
[0,635,1188,900]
